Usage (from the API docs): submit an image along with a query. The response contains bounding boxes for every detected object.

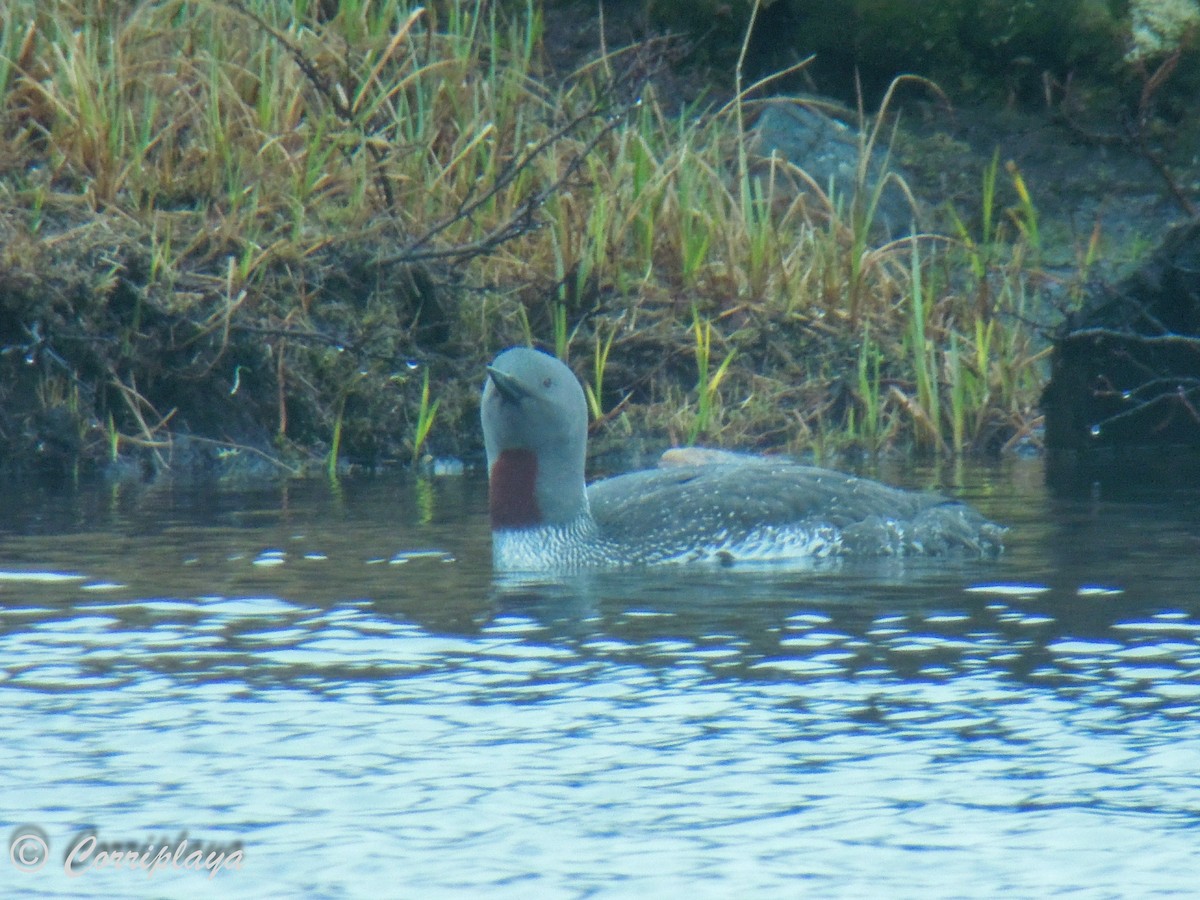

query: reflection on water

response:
[2,460,1200,896]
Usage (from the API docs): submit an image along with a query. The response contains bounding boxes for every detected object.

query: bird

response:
[481,346,1004,571]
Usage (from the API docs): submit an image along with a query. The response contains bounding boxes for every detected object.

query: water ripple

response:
[2,468,1200,896]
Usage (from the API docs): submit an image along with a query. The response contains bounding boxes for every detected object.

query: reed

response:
[410,368,440,468]
[1006,160,1040,255]
[327,396,345,481]
[687,307,736,445]
[852,327,889,452]
[584,323,618,421]
[904,240,945,452]
[0,0,1056,471]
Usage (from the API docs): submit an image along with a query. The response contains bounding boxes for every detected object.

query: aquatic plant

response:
[584,322,619,422]
[0,0,1058,474]
[410,367,440,469]
[687,307,736,445]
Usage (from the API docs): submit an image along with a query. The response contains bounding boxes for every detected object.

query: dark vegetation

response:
[0,0,1197,480]
[1043,219,1200,452]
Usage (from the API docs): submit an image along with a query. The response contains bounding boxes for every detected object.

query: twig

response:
[1064,326,1200,348]
[172,434,305,476]
[381,98,633,266]
[221,0,399,207]
[1049,49,1196,217]
[1090,382,1200,433]
[111,375,173,471]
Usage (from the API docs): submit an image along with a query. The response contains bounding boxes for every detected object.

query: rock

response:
[657,446,773,468]
[1041,218,1200,461]
[747,98,920,238]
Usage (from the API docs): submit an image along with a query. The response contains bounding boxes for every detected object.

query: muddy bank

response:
[1,1,1196,484]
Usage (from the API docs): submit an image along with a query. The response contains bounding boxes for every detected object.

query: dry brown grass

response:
[0,0,1047,477]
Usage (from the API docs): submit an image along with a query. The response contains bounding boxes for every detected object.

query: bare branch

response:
[1064,327,1200,348]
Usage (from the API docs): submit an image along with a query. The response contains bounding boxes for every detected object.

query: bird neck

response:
[488,447,589,530]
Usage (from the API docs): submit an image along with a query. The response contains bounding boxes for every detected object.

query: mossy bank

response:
[1,0,1192,481]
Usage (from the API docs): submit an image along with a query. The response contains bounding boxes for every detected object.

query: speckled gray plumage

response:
[482,346,1004,572]
[587,462,1002,562]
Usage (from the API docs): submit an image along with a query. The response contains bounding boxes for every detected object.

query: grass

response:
[687,306,737,445]
[0,0,1054,475]
[584,322,618,422]
[410,367,440,468]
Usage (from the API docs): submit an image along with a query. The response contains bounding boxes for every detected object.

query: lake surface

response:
[2,458,1199,898]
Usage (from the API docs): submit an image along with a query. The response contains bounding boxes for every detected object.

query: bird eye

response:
[542,377,553,388]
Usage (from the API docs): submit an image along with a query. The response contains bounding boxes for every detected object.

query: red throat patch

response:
[489,449,541,529]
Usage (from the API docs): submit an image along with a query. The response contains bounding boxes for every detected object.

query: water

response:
[2,459,1199,898]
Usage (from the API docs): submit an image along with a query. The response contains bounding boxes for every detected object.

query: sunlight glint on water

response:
[1,461,1199,897]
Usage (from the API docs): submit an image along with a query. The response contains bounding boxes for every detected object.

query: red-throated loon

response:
[482,347,1003,571]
